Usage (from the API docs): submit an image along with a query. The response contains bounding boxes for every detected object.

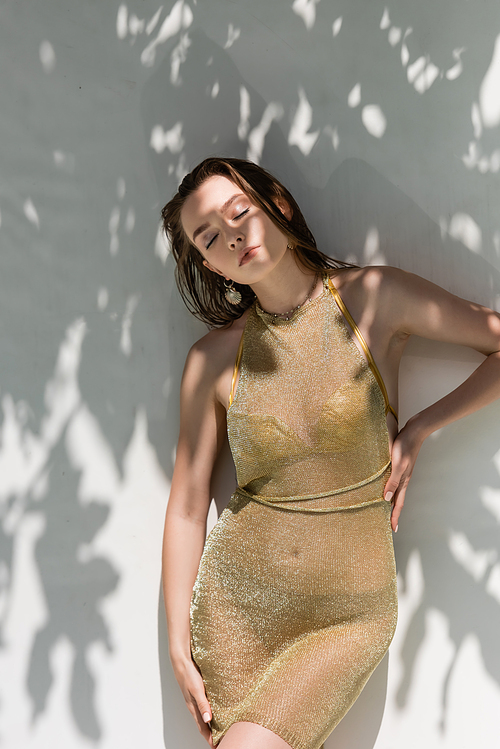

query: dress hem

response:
[213,713,322,749]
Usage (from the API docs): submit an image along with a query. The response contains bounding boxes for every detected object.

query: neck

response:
[250,255,323,315]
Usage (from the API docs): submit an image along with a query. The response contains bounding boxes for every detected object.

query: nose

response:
[228,235,243,251]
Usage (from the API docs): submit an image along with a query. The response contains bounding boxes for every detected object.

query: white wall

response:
[1,1,500,747]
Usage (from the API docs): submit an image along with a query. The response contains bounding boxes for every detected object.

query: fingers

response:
[185,673,213,742]
[186,697,212,742]
[390,483,407,532]
[384,439,411,532]
[383,474,400,504]
[196,697,212,726]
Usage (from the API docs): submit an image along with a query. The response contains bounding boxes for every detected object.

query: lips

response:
[239,245,259,266]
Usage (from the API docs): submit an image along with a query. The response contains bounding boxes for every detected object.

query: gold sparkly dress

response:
[190,275,398,749]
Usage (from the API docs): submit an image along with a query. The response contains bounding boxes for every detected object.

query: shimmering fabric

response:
[190,275,398,749]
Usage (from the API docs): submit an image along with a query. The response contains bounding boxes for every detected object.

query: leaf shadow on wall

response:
[141,19,500,749]
[26,427,118,739]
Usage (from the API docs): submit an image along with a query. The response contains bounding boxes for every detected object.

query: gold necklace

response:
[256,274,319,322]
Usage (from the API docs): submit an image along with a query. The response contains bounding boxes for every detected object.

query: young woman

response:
[161,157,500,749]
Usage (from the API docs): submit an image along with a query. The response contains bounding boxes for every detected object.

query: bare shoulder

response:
[182,312,249,407]
[188,314,247,369]
[329,265,409,333]
[331,265,500,353]
[330,264,410,297]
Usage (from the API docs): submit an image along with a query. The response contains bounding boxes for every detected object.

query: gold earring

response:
[224,279,242,305]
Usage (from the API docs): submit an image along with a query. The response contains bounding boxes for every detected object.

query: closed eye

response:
[205,208,249,249]
[234,209,249,220]
[206,233,218,250]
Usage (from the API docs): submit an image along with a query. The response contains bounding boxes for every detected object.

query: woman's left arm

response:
[381,268,500,532]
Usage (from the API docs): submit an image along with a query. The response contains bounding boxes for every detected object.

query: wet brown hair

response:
[160,157,355,327]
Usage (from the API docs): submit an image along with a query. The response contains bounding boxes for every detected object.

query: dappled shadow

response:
[138,11,500,747]
[27,429,117,738]
[1,0,500,746]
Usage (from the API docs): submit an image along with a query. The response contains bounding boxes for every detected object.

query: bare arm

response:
[380,268,500,530]
[162,339,227,745]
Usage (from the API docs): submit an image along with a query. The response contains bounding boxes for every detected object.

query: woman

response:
[161,157,500,749]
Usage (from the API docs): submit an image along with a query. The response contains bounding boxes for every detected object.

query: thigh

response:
[218,722,294,749]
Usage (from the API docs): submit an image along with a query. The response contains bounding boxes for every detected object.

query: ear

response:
[273,196,293,222]
[203,259,228,279]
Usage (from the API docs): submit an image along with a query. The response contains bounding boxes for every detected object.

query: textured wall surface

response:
[1,1,500,747]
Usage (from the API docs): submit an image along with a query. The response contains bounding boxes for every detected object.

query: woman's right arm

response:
[162,338,227,745]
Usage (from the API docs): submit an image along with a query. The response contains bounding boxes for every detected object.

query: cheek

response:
[254,215,280,242]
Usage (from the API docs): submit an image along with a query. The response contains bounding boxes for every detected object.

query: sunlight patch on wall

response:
[288,87,319,156]
[107,179,134,256]
[146,7,163,35]
[393,549,425,671]
[0,399,33,525]
[39,41,56,73]
[461,36,500,174]
[149,122,185,154]
[247,103,283,164]
[81,408,170,747]
[472,102,483,139]
[108,177,135,257]
[447,213,482,253]
[238,86,251,140]
[120,294,140,357]
[383,604,457,746]
[224,23,240,49]
[140,1,193,67]
[155,222,169,265]
[361,105,387,138]
[400,27,412,66]
[170,32,191,85]
[486,563,500,604]
[0,319,86,520]
[66,405,120,501]
[2,511,48,646]
[129,13,145,37]
[23,199,40,229]
[117,178,126,200]
[0,331,167,749]
[481,484,500,524]
[97,288,109,311]
[381,10,463,95]
[444,635,500,747]
[380,7,390,30]
[388,26,401,46]
[116,5,128,39]
[462,142,500,173]
[292,0,321,31]
[479,33,500,128]
[494,231,500,257]
[43,320,86,444]
[332,16,342,37]
[124,207,135,234]
[117,3,194,85]
[406,56,440,94]
[347,83,361,108]
[117,3,187,44]
[479,482,500,603]
[446,47,466,81]
[363,226,386,264]
[448,530,497,583]
[323,125,339,151]
[53,150,75,174]
[109,207,120,256]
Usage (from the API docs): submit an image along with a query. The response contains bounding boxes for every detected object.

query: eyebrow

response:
[192,193,244,243]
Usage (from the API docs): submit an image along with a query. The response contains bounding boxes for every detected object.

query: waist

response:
[234,459,391,513]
